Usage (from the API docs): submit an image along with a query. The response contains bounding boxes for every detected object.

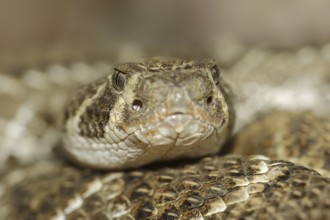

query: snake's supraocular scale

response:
[62,57,234,169]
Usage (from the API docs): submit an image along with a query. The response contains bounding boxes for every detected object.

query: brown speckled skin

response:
[232,111,330,177]
[63,78,113,138]
[1,155,329,220]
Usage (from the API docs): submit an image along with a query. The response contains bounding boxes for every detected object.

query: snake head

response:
[63,57,234,169]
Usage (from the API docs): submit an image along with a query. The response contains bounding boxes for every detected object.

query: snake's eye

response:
[132,99,143,111]
[112,70,127,91]
[211,66,220,85]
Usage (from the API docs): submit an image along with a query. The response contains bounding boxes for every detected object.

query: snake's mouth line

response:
[131,114,219,148]
[128,113,220,133]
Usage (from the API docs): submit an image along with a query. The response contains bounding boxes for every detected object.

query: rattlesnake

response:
[61,57,234,169]
[0,55,329,220]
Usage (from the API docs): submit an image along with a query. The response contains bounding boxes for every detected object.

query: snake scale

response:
[0,52,329,220]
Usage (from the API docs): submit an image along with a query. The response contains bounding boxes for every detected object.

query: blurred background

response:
[1,0,330,69]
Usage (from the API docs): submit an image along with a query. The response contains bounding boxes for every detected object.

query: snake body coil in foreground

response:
[0,57,329,220]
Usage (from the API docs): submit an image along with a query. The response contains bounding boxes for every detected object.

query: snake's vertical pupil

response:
[132,99,143,111]
[112,70,126,91]
[211,66,220,85]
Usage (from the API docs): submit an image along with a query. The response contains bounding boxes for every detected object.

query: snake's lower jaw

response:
[62,113,223,169]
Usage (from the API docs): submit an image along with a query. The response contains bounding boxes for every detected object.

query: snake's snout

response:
[165,87,191,116]
[164,84,215,116]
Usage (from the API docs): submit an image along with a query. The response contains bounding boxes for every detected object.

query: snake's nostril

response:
[173,111,184,115]
[206,96,213,105]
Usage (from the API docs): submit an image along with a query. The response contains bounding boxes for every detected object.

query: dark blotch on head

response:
[78,82,117,138]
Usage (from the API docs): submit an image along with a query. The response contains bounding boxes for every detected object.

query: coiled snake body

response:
[0,56,329,220]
